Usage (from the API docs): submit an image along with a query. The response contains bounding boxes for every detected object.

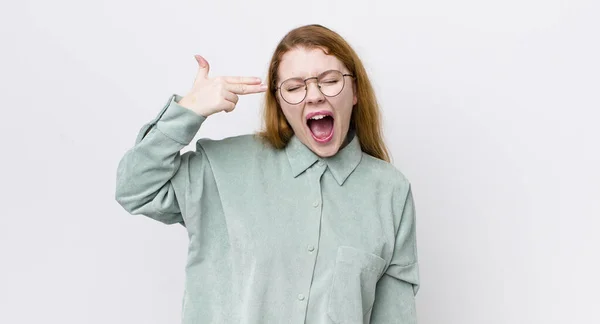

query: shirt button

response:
[317,160,325,167]
[312,200,320,207]
[307,245,315,252]
[297,293,305,301]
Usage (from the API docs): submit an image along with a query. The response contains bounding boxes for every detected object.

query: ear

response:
[352,82,358,106]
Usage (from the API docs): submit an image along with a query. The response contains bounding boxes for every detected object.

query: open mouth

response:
[306,112,334,143]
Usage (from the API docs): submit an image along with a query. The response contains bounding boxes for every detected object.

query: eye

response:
[282,79,305,92]
[320,78,340,86]
[286,86,303,92]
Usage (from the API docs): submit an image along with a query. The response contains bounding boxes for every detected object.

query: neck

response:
[341,130,355,149]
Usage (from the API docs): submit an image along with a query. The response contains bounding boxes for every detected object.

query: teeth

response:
[310,114,326,120]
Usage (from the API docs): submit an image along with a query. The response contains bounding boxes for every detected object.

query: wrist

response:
[177,96,210,118]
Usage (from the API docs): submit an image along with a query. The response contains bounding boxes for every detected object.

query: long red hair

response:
[258,24,390,162]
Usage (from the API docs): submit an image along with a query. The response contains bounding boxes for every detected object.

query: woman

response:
[116,24,420,324]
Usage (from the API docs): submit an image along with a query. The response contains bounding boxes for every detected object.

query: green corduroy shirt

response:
[115,94,420,324]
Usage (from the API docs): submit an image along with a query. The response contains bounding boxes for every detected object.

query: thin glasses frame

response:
[275,69,355,105]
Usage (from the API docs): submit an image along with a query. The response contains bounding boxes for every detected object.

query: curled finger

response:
[222,99,236,113]
[222,89,239,104]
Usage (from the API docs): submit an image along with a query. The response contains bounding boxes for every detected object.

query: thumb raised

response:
[194,54,210,78]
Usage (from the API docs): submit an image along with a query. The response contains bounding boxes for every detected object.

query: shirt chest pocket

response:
[327,246,387,323]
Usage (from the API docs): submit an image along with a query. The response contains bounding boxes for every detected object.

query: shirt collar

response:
[285,130,363,186]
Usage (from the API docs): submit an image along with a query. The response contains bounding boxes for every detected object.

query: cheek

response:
[280,105,303,127]
[339,86,356,107]
[331,94,355,121]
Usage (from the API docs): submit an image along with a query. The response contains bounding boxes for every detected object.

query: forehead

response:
[278,47,346,80]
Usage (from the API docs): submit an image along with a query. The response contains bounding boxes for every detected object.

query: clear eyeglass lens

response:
[280,70,345,104]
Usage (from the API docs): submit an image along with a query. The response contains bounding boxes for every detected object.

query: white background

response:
[1,0,598,323]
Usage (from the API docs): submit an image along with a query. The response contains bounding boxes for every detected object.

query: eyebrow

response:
[281,69,343,80]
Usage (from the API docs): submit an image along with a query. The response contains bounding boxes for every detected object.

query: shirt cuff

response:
[155,94,206,145]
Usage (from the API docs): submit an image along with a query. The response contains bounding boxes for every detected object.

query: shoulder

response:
[196,133,272,154]
[193,133,281,168]
[359,154,415,226]
[359,153,411,193]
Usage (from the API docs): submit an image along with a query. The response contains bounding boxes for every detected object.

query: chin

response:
[311,145,339,158]
[305,131,343,158]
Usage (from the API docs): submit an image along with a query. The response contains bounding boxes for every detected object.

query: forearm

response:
[115,94,205,222]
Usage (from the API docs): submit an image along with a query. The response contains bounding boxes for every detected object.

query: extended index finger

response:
[223,76,262,84]
[225,82,268,95]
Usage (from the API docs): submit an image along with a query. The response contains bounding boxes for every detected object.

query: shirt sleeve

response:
[370,184,420,323]
[115,94,207,226]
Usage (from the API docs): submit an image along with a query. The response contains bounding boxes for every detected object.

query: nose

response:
[305,79,325,105]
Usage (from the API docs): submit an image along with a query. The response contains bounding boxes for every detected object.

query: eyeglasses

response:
[275,69,354,105]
